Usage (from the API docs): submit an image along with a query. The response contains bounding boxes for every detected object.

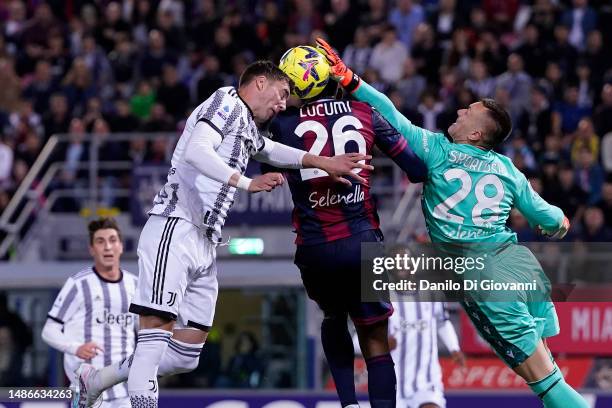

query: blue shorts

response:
[294,229,393,326]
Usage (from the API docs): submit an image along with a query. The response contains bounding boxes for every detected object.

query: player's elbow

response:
[41,321,54,346]
[183,148,199,167]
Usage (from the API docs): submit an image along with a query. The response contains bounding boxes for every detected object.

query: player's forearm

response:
[520,187,565,231]
[254,138,306,169]
[41,318,80,355]
[531,206,565,231]
[301,153,333,170]
[437,320,460,353]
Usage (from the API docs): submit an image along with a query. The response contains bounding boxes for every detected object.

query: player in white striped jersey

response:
[42,218,137,408]
[72,61,371,408]
[390,298,465,408]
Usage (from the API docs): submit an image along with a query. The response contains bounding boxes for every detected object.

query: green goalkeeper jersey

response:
[354,82,564,243]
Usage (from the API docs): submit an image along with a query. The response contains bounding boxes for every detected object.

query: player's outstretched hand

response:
[249,172,285,192]
[315,38,360,91]
[76,342,104,360]
[322,153,373,187]
[537,216,570,239]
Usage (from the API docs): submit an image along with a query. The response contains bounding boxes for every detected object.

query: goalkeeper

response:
[315,39,586,408]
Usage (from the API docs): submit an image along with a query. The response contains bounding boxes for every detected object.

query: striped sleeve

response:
[47,277,81,324]
[195,88,241,139]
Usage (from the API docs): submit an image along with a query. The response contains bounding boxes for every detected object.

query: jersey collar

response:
[455,142,492,157]
[236,87,255,121]
[92,266,123,283]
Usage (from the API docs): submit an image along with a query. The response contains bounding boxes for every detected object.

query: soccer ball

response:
[279,45,330,100]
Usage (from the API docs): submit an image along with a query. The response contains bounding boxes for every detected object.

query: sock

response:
[94,354,133,392]
[528,366,590,408]
[365,353,396,408]
[127,328,172,408]
[321,315,357,407]
[94,338,204,392]
[159,338,203,376]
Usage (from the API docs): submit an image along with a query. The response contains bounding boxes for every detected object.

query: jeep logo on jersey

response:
[96,309,134,327]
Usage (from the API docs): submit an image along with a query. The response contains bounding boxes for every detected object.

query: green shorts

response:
[461,244,560,368]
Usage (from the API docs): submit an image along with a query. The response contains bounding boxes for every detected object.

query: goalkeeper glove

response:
[315,37,362,93]
[537,216,570,239]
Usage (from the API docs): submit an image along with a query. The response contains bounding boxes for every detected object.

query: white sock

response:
[159,338,203,376]
[127,328,172,407]
[94,354,132,392]
[93,338,203,392]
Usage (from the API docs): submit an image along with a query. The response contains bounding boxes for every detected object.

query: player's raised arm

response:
[515,174,570,239]
[316,38,433,163]
[254,136,374,186]
[184,121,284,192]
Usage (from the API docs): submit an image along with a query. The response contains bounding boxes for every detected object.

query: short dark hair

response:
[239,60,294,93]
[480,98,512,149]
[88,217,122,245]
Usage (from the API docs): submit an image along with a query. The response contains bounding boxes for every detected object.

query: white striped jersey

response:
[47,267,137,402]
[148,86,264,243]
[390,300,449,401]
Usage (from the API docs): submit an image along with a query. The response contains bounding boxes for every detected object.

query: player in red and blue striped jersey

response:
[267,83,427,408]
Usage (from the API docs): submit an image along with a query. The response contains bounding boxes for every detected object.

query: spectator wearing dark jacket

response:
[157,64,190,120]
[560,0,597,51]
[579,207,612,242]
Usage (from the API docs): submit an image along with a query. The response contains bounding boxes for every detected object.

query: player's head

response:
[88,217,123,271]
[239,60,294,124]
[447,99,512,150]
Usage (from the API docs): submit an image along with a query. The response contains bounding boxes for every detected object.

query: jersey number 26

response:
[295,116,367,181]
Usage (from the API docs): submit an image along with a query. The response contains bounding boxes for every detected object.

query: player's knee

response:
[159,338,203,376]
[356,318,388,342]
[356,320,391,357]
[172,354,200,375]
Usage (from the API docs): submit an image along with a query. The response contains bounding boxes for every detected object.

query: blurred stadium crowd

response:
[0,0,611,242]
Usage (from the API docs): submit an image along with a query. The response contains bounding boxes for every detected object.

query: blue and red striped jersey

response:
[268,98,426,245]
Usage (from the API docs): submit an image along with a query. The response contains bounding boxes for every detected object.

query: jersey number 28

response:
[295,116,367,181]
[433,168,505,226]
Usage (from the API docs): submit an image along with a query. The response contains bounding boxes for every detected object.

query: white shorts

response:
[399,387,446,408]
[130,215,218,330]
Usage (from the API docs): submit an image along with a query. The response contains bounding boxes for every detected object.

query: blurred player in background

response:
[317,38,589,408]
[72,60,370,408]
[42,217,137,408]
[389,298,464,408]
[271,46,427,408]
[353,297,465,408]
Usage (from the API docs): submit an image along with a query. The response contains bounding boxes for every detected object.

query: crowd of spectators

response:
[0,0,610,242]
